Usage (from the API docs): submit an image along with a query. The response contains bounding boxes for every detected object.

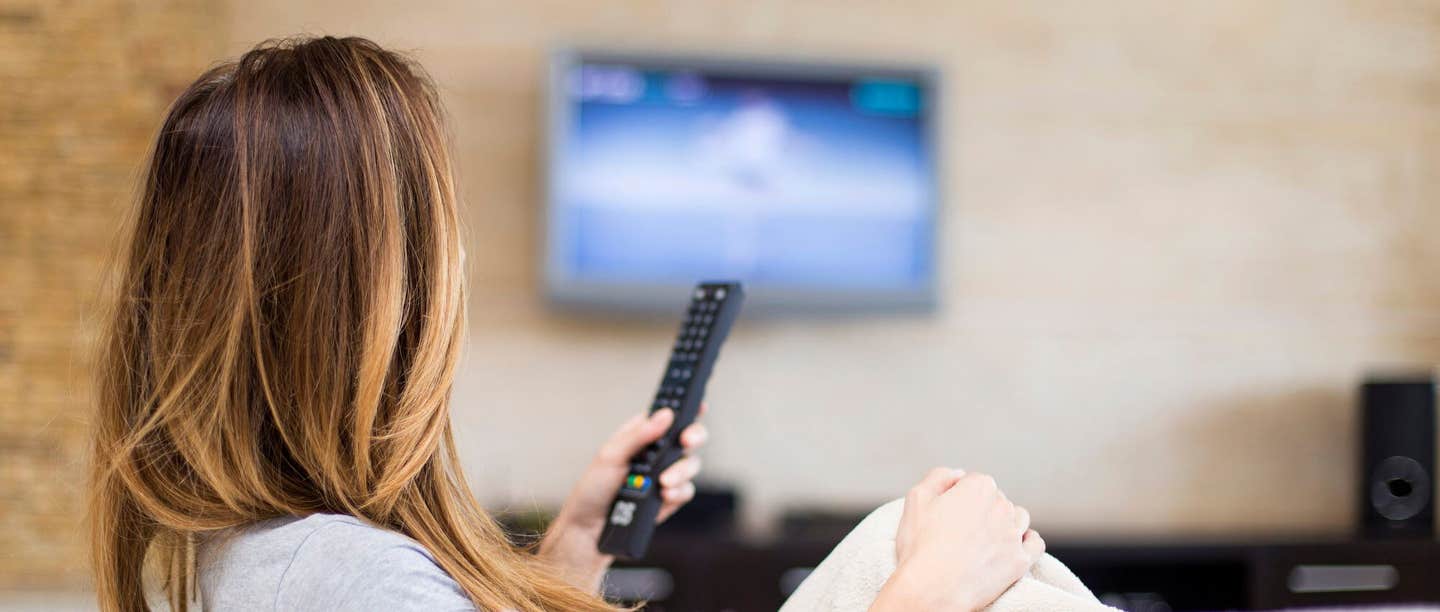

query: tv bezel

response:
[543,48,943,315]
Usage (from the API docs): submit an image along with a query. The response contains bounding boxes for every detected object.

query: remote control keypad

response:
[625,286,733,485]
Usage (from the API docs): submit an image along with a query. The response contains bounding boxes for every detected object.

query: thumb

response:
[600,409,674,463]
[910,467,965,503]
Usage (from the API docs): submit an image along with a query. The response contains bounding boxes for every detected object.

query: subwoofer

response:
[1360,377,1436,538]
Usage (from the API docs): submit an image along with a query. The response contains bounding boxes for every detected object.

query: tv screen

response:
[545,51,939,312]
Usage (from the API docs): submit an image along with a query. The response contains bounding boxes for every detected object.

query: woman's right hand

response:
[871,468,1046,612]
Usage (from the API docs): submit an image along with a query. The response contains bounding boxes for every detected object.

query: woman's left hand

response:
[538,405,709,592]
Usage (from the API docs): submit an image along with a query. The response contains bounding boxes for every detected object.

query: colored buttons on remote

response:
[623,474,651,493]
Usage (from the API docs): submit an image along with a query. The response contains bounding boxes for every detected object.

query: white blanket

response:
[781,499,1117,612]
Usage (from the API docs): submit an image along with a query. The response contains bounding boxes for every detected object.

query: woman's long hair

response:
[89,36,615,612]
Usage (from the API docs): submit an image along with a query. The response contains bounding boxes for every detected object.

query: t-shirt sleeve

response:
[274,521,478,611]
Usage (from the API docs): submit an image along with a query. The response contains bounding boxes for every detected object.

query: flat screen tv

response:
[545,50,940,313]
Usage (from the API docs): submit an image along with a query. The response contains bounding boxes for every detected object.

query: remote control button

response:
[698,327,708,337]
[623,474,652,493]
[715,288,726,299]
[694,288,706,300]
[702,314,714,324]
[610,500,637,526]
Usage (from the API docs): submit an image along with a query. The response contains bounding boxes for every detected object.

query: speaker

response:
[1360,378,1436,538]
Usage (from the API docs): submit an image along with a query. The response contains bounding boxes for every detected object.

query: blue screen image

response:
[551,61,936,297]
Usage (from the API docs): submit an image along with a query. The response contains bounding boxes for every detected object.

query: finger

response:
[952,472,998,501]
[909,467,965,503]
[1013,505,1031,536]
[679,423,708,449]
[662,480,697,503]
[656,482,697,522]
[993,491,1015,521]
[699,402,709,418]
[598,409,674,463]
[659,456,702,488]
[1022,529,1046,561]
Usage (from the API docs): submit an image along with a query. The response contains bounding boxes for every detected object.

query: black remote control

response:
[597,281,744,559]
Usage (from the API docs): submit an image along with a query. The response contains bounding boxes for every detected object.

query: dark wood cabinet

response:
[604,535,1440,611]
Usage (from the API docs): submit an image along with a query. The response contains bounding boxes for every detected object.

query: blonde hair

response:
[89,36,616,612]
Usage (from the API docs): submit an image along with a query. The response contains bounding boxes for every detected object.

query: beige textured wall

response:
[4,0,1440,590]
[226,1,1440,537]
[0,0,223,587]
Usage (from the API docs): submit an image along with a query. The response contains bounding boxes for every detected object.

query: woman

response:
[89,36,1044,611]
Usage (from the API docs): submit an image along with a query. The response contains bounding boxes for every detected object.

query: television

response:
[545,50,940,313]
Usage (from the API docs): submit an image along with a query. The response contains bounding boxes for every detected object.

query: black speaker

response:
[1360,378,1436,538]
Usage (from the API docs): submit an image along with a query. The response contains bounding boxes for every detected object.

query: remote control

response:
[597,281,745,559]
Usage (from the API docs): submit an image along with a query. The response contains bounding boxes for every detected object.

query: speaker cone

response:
[1370,455,1432,521]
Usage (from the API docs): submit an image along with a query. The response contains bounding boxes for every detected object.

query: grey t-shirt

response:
[199,513,478,611]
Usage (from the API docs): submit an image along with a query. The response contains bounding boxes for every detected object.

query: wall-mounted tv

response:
[545,50,940,313]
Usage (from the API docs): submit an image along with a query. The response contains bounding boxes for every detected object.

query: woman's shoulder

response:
[268,513,422,557]
[200,513,476,611]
